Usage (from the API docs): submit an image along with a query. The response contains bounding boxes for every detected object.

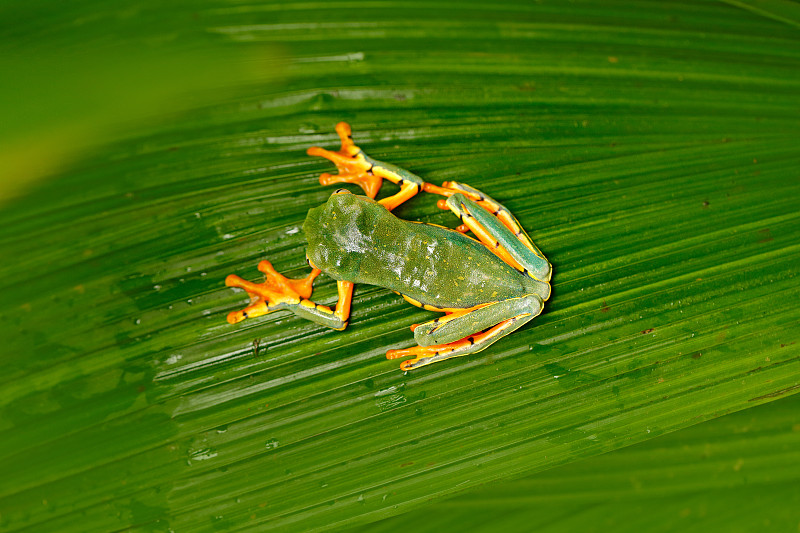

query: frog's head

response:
[303,188,378,235]
[302,189,385,278]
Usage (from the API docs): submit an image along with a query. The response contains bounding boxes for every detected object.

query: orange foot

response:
[307,122,383,198]
[225,260,320,324]
[386,319,516,371]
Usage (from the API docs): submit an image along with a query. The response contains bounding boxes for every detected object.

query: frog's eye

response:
[334,188,351,195]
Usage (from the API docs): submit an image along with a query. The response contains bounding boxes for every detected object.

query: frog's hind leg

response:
[424,182,551,282]
[430,182,541,253]
[308,122,424,210]
[387,294,543,371]
[226,260,353,330]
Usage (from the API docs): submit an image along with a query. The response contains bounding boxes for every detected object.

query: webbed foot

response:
[225,260,320,324]
[225,260,353,331]
[307,122,383,198]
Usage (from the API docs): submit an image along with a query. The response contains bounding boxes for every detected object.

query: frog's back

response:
[304,193,533,309]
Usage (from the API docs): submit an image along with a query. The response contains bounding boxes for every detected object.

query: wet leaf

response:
[1,1,798,532]
[360,393,800,533]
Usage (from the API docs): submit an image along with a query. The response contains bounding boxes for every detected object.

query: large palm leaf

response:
[1,1,798,531]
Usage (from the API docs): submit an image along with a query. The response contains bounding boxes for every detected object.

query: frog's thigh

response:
[447,193,551,282]
[414,294,543,347]
[392,297,543,370]
[426,180,546,262]
[445,181,540,253]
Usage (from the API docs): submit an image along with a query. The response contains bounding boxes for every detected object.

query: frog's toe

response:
[386,349,424,371]
[306,146,333,158]
[386,346,441,371]
[225,274,252,291]
[335,121,352,139]
[226,300,269,324]
[399,357,424,372]
[226,310,246,324]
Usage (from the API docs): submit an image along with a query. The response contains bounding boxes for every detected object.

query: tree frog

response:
[225,123,551,370]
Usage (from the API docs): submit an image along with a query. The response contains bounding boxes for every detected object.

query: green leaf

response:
[358,392,800,533]
[1,1,798,532]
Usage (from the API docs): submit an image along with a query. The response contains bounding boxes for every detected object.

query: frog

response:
[225,122,552,371]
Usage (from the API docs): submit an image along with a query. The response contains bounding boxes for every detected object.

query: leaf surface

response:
[0,1,798,531]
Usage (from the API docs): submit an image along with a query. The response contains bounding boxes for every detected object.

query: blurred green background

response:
[1,1,798,531]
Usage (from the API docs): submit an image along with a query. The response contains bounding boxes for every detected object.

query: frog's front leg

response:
[307,122,424,211]
[387,294,544,371]
[225,260,353,330]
